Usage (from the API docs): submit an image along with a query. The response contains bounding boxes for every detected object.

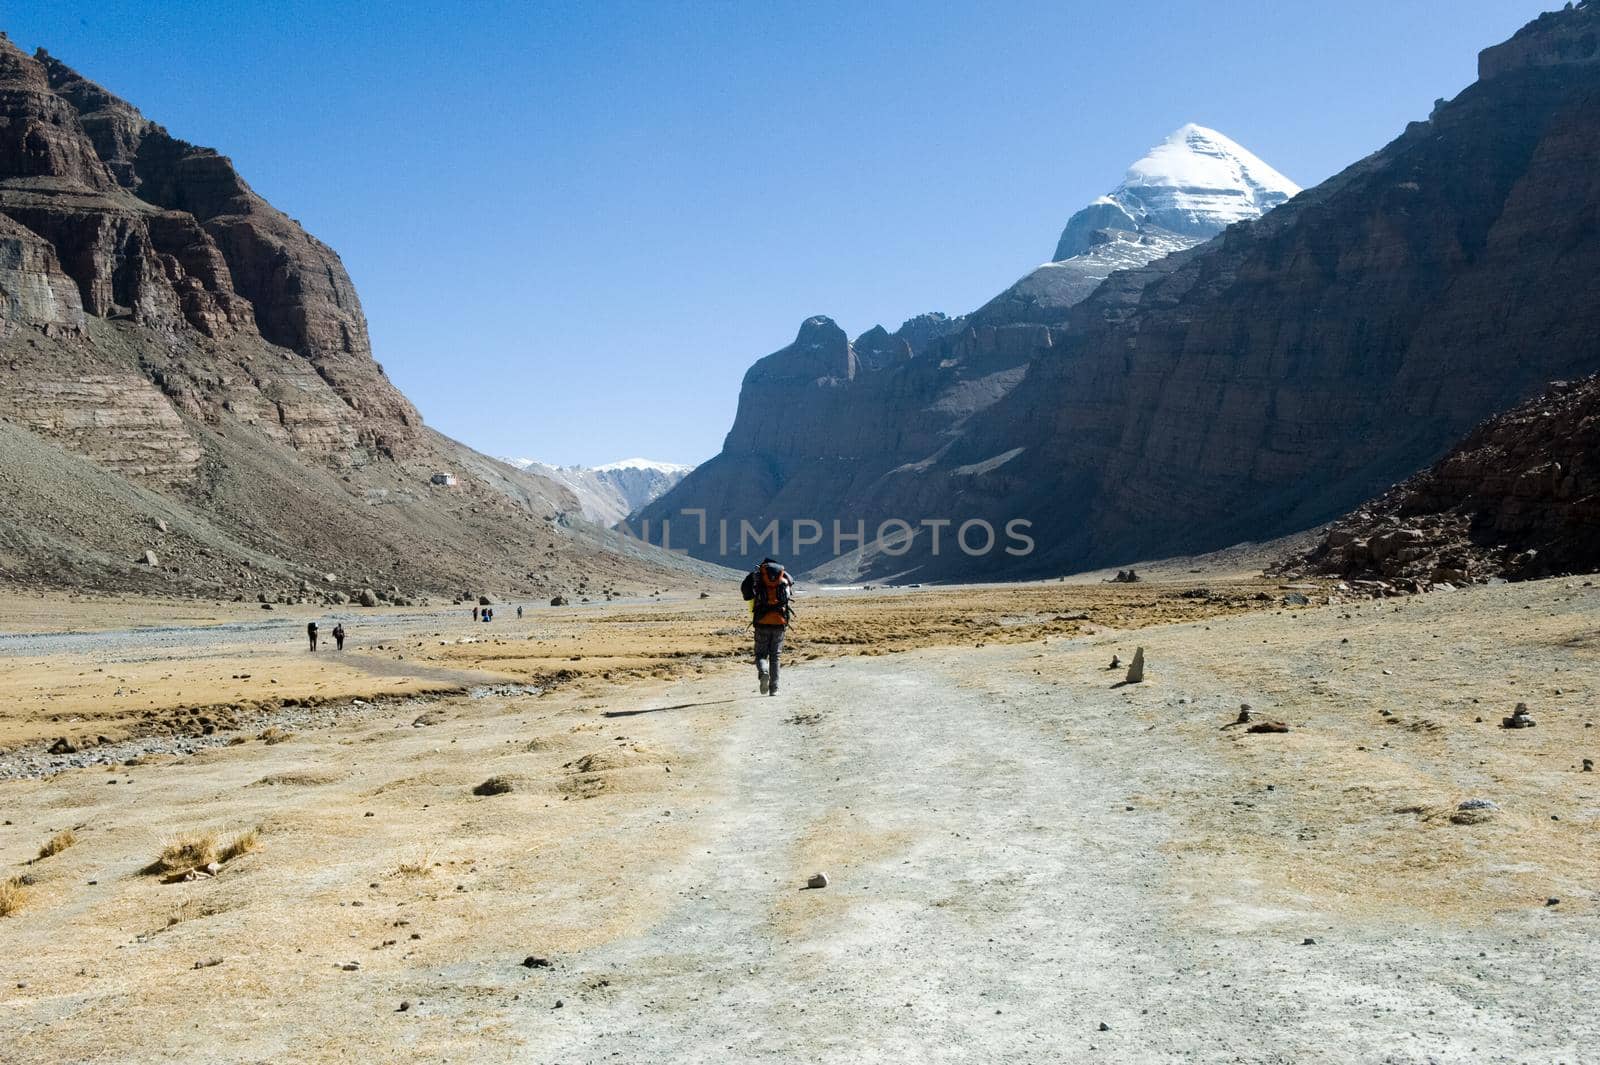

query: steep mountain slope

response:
[645,3,1600,583]
[1290,373,1600,586]
[501,457,693,526]
[0,37,723,600]
[638,126,1299,572]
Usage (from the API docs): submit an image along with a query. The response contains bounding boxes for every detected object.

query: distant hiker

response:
[517,605,523,619]
[472,605,480,622]
[741,557,793,696]
[333,623,346,651]
[307,621,319,653]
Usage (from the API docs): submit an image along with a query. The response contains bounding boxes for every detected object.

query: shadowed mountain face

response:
[640,4,1600,583]
[0,37,722,598]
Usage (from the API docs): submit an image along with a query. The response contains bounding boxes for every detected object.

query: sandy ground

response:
[1,577,1597,1062]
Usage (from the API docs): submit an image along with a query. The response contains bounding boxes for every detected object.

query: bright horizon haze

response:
[2,0,1556,465]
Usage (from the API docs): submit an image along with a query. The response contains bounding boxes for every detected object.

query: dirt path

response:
[508,641,1598,1064]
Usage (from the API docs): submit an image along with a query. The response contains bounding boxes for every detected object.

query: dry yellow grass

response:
[148,833,218,876]
[37,829,76,859]
[0,875,27,917]
[393,847,434,877]
[218,828,259,864]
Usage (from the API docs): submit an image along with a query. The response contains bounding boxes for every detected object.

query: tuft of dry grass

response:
[147,833,218,876]
[0,876,27,917]
[393,846,434,878]
[219,828,260,864]
[38,828,77,859]
[258,726,292,745]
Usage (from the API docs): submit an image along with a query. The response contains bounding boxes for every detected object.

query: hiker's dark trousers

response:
[754,624,786,690]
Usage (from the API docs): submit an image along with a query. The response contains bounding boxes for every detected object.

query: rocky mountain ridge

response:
[642,3,1600,582]
[0,35,723,599]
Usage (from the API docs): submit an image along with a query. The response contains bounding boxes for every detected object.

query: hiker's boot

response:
[758,667,769,695]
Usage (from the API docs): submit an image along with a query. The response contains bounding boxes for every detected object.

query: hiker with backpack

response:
[741,557,793,696]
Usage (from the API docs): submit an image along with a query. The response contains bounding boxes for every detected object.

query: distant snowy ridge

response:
[500,457,694,526]
[591,457,695,475]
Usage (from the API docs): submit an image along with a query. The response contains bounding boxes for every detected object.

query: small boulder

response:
[358,588,380,608]
[473,776,513,797]
[141,550,159,567]
[806,872,830,889]
[550,595,568,607]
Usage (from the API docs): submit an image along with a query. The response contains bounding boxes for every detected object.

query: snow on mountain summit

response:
[1054,124,1300,260]
[592,458,695,474]
[979,125,1299,323]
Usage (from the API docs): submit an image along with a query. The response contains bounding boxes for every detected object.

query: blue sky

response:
[4,0,1555,465]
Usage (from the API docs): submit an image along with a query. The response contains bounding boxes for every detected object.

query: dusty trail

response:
[508,644,1597,1064]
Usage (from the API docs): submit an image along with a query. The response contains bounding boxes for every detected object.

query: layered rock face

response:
[0,36,724,598]
[646,5,1600,582]
[0,36,417,473]
[1294,374,1600,585]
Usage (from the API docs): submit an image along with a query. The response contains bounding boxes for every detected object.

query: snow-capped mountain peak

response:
[1054,124,1300,260]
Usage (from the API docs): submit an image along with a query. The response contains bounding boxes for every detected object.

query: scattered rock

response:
[358,588,380,608]
[411,711,445,727]
[339,961,361,972]
[1098,1022,1111,1032]
[473,776,513,796]
[192,957,223,969]
[48,737,77,755]
[806,872,830,889]
[1451,798,1499,825]
[1107,655,1121,670]
[550,595,568,607]
[1583,758,1593,773]
[1124,648,1145,684]
[141,550,159,566]
[1283,592,1310,606]
[522,956,552,969]
[1246,720,1291,734]
[397,1000,411,1012]
[1501,703,1536,729]
[478,595,494,606]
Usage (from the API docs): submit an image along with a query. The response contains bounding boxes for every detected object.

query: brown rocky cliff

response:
[0,37,418,470]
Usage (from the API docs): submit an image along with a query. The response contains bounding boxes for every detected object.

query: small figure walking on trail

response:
[333,623,346,651]
[741,557,793,696]
[517,605,523,619]
[472,605,480,622]
[307,620,319,653]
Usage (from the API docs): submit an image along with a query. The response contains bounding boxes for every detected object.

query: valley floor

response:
[0,578,1596,1062]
